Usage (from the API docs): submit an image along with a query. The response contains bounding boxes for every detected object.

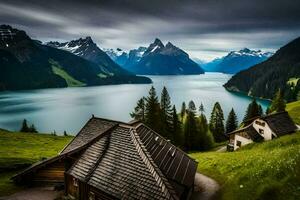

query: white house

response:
[228,111,297,151]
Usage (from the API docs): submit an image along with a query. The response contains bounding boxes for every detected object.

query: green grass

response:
[50,59,86,87]
[189,101,300,200]
[0,130,72,196]
[286,100,300,125]
[190,132,300,200]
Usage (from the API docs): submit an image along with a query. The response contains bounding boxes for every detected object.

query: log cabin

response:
[227,111,298,151]
[12,117,198,200]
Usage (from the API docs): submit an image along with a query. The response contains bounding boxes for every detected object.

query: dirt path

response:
[191,173,220,200]
[0,187,61,200]
[216,146,226,152]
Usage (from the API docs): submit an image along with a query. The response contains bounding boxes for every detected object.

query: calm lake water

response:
[0,73,270,134]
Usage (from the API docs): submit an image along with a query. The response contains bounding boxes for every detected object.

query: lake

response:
[0,73,270,134]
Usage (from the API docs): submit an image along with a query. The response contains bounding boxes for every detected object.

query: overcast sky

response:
[1,0,300,61]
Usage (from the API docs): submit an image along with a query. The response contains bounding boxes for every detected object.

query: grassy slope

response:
[0,131,72,196]
[189,101,300,200]
[286,100,300,125]
[50,59,86,87]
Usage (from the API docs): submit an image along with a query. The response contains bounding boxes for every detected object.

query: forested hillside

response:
[224,37,300,101]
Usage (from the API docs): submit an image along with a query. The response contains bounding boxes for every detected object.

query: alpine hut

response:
[12,116,198,200]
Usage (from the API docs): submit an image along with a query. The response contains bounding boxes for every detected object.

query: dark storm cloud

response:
[1,0,300,60]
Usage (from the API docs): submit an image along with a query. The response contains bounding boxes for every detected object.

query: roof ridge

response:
[228,122,254,135]
[12,123,120,180]
[60,118,118,154]
[261,111,288,119]
[83,129,113,183]
[130,128,179,200]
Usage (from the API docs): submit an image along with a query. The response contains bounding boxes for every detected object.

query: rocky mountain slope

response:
[119,38,204,75]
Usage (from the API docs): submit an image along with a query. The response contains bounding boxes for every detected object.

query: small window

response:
[259,129,264,134]
[89,191,95,200]
[236,140,242,147]
[73,178,78,187]
[255,121,265,127]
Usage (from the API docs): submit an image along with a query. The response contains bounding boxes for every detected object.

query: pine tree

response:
[225,108,238,134]
[184,101,198,151]
[269,89,286,113]
[197,109,213,151]
[180,102,186,121]
[258,105,263,116]
[243,99,262,122]
[130,97,146,121]
[171,105,183,146]
[209,102,226,142]
[266,107,271,115]
[145,86,161,133]
[160,87,173,138]
[20,119,29,132]
[199,102,205,114]
[29,124,38,133]
[64,131,68,136]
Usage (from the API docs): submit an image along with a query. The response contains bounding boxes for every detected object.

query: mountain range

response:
[199,48,273,74]
[224,37,300,100]
[0,25,151,91]
[105,39,204,75]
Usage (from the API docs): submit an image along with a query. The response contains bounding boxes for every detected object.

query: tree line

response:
[131,86,286,151]
[20,119,69,136]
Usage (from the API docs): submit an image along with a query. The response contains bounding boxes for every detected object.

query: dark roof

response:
[60,118,118,153]
[68,125,178,199]
[228,123,264,142]
[135,125,198,188]
[228,111,297,140]
[13,117,197,199]
[261,111,297,136]
[245,125,264,142]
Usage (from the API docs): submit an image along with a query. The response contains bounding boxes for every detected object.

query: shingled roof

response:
[228,111,297,140]
[13,117,198,200]
[60,118,118,153]
[228,123,264,142]
[261,111,297,136]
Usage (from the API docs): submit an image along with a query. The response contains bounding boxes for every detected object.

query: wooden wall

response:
[31,159,65,185]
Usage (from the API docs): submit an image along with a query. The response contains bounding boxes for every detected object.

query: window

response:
[255,121,265,127]
[236,140,242,147]
[259,129,264,134]
[73,178,78,187]
[89,191,95,200]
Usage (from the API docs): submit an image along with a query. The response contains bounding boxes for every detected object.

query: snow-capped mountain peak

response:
[228,48,273,58]
[47,37,96,56]
[144,38,164,56]
[104,48,127,59]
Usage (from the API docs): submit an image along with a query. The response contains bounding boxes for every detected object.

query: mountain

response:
[224,37,300,100]
[103,48,128,66]
[124,47,147,67]
[46,37,131,76]
[122,38,204,75]
[104,46,147,69]
[196,58,223,72]
[200,48,273,74]
[0,25,151,91]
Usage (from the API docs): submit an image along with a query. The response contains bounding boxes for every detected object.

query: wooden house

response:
[228,111,297,151]
[12,117,198,200]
